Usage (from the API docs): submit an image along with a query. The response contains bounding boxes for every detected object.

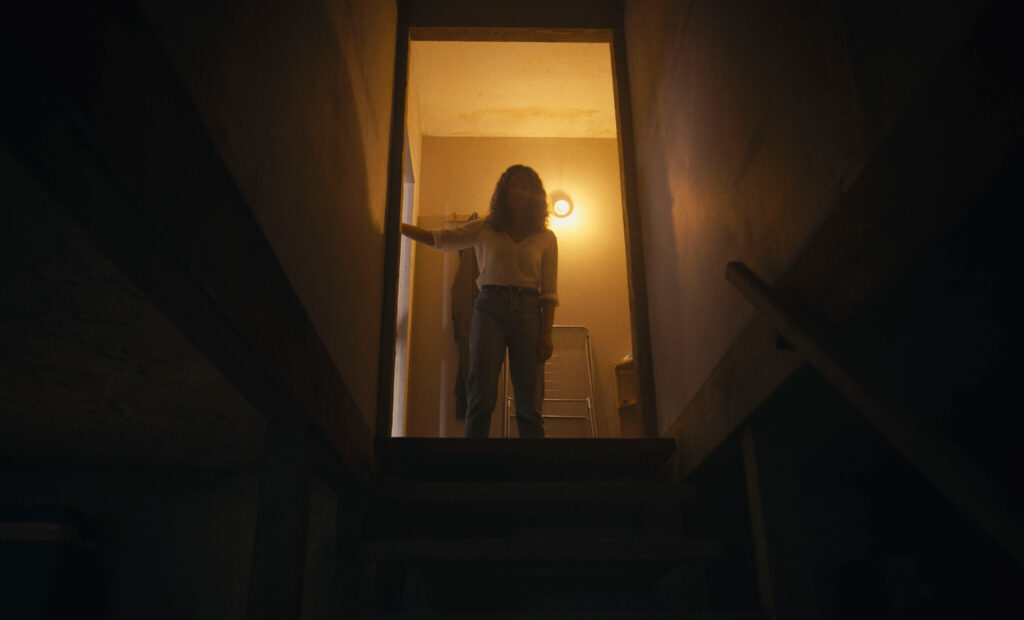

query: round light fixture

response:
[550,191,573,218]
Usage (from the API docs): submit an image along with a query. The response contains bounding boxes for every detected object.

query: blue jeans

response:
[464,287,546,438]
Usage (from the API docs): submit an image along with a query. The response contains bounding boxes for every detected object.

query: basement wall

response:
[138,0,398,428]
[623,0,983,433]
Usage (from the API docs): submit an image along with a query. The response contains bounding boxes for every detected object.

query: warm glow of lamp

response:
[550,191,573,218]
[553,199,572,217]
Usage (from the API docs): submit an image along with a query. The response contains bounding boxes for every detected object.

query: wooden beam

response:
[668,316,804,481]
[741,419,821,619]
[727,261,1024,565]
[410,26,612,42]
[404,0,620,30]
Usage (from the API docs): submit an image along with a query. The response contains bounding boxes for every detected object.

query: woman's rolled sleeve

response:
[539,234,559,306]
[431,219,483,250]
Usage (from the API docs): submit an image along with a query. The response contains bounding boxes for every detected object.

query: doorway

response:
[383,27,654,439]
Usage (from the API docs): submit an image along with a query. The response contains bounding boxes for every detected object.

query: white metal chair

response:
[502,326,599,438]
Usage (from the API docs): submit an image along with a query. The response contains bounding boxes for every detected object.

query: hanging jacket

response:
[450,213,480,419]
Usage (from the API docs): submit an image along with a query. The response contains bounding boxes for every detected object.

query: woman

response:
[401,165,558,438]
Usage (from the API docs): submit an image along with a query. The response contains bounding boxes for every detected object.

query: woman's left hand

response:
[538,332,554,362]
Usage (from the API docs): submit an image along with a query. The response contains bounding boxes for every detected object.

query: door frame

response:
[376,3,658,438]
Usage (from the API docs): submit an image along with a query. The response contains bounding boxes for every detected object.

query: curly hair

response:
[486,165,549,233]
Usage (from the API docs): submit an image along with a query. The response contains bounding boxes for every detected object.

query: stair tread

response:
[367,480,696,504]
[374,438,677,481]
[376,610,761,614]
[361,536,726,561]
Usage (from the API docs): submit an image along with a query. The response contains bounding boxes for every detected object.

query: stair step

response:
[374,438,677,481]
[367,480,696,505]
[365,480,693,539]
[376,613,762,618]
[361,536,726,562]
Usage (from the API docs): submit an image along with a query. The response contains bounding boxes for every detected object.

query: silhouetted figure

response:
[401,165,558,438]
[450,213,480,421]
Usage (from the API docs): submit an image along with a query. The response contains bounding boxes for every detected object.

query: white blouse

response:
[431,218,558,306]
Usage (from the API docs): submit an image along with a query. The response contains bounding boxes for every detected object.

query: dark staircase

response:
[358,438,761,617]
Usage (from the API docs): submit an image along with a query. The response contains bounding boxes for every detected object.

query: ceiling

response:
[409,41,618,139]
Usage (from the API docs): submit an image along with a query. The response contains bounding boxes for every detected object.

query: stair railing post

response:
[726,260,1024,565]
[246,411,312,620]
[741,413,821,620]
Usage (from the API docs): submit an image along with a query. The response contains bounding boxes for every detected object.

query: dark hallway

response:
[2,0,1023,617]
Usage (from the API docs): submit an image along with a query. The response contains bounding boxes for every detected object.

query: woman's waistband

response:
[480,285,539,296]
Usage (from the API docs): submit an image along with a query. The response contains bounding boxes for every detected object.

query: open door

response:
[378,12,657,439]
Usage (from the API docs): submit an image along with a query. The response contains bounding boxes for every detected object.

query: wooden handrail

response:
[726,261,1024,565]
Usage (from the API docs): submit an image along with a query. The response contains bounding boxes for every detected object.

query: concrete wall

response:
[623,0,983,432]
[405,137,632,437]
[139,0,397,428]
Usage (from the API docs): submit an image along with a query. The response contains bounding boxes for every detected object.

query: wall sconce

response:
[549,190,573,218]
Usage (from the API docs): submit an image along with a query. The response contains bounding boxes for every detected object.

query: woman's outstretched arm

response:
[401,223,434,246]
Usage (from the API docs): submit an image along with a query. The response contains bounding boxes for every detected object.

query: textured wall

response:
[0,147,265,469]
[139,0,397,428]
[623,0,982,432]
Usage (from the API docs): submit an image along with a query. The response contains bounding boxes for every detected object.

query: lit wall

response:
[406,136,633,437]
[140,0,397,428]
[624,0,981,433]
